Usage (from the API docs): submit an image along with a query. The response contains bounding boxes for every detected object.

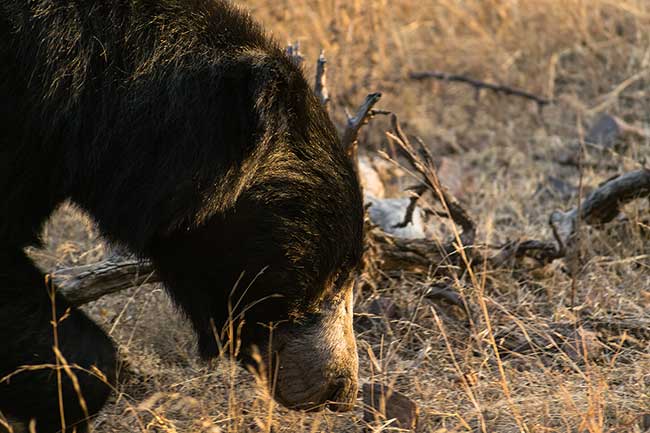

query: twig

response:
[393,184,428,229]
[386,114,476,247]
[410,70,550,111]
[285,41,304,67]
[314,50,330,110]
[341,92,383,163]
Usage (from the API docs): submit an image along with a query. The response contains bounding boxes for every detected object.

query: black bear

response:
[0,1,363,431]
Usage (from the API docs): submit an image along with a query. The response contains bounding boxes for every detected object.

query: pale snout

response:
[261,286,359,411]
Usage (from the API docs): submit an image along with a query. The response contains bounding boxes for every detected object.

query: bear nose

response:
[325,377,357,412]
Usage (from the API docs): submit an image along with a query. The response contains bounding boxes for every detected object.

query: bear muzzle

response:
[257,285,359,412]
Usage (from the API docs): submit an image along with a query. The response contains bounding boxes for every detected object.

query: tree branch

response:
[493,168,650,268]
[410,70,550,110]
[314,50,330,111]
[386,114,476,247]
[550,168,650,250]
[341,92,383,162]
[53,259,159,306]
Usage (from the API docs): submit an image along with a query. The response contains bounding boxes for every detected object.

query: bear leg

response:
[0,251,116,433]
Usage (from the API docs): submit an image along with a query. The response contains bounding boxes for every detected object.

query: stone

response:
[365,196,426,239]
[363,383,419,431]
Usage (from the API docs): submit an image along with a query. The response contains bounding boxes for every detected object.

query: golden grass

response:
[25,0,650,431]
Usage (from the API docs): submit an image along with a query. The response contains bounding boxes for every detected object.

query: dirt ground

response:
[27,0,650,431]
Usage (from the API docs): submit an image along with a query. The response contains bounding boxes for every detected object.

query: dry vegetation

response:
[27,0,650,431]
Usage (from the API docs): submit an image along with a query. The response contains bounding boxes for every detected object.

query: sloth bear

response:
[0,1,363,431]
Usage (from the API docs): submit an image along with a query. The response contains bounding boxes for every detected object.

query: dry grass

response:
[27,0,650,431]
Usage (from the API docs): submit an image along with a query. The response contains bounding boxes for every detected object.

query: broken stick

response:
[385,114,476,248]
[550,168,650,251]
[53,259,159,306]
[342,92,383,163]
[493,168,650,268]
[410,70,550,110]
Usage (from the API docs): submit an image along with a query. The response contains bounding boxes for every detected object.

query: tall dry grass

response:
[21,0,650,432]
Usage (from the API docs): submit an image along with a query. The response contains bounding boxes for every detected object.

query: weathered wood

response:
[550,168,650,249]
[494,168,650,268]
[314,50,330,110]
[386,114,476,247]
[53,259,159,306]
[341,92,382,162]
[367,227,446,274]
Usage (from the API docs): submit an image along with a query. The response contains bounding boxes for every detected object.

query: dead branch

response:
[285,41,304,67]
[494,169,650,268]
[342,92,383,162]
[366,225,453,276]
[313,52,381,161]
[393,184,428,229]
[550,168,650,250]
[374,118,648,273]
[410,70,550,110]
[53,259,159,306]
[386,114,476,247]
[314,50,330,110]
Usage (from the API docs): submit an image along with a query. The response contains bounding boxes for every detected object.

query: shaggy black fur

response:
[0,1,363,431]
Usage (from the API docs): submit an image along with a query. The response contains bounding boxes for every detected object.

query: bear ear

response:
[245,52,311,133]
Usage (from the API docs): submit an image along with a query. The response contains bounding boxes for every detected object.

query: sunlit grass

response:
[17,0,650,431]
